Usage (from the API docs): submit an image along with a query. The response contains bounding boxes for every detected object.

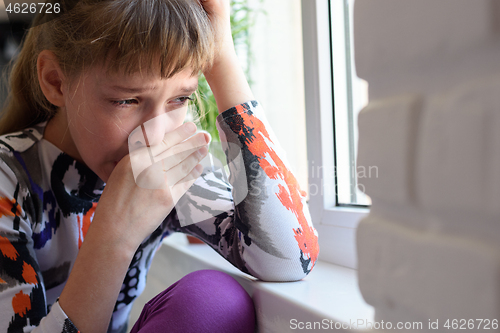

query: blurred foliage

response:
[192,0,264,142]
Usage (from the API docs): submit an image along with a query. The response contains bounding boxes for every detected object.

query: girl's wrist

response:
[208,51,239,79]
[203,54,254,113]
[213,35,238,67]
[58,221,136,332]
[88,212,142,258]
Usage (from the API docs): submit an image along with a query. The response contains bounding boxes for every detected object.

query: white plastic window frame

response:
[302,0,368,269]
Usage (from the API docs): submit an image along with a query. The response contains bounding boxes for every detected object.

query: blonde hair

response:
[0,0,215,135]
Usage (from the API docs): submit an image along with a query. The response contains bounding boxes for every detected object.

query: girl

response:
[0,0,319,332]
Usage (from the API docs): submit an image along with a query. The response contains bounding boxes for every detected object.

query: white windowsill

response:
[161,235,374,333]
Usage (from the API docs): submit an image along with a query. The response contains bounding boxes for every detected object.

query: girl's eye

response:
[111,99,138,108]
[170,96,194,105]
[110,96,193,108]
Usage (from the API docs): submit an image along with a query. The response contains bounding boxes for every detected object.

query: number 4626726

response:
[443,319,498,330]
[5,2,61,14]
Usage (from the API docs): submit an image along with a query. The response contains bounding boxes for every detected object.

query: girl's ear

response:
[37,50,67,108]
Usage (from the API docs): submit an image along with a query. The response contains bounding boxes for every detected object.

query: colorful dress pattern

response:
[0,101,319,333]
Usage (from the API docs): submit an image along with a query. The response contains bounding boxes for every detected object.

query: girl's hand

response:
[91,122,210,250]
[200,0,235,63]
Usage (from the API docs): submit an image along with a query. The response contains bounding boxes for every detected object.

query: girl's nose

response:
[128,112,168,150]
[141,113,168,147]
[128,125,146,149]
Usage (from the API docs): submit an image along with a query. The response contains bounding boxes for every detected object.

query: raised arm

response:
[200,0,254,112]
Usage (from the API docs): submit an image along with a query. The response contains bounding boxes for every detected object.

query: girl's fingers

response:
[150,133,208,173]
[164,147,208,187]
[129,127,209,181]
[153,132,210,163]
[130,121,197,157]
[170,164,205,204]
[148,122,197,156]
[135,147,208,190]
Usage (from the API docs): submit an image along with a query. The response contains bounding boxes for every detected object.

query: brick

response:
[357,94,422,207]
[354,0,494,81]
[416,75,500,220]
[357,216,500,321]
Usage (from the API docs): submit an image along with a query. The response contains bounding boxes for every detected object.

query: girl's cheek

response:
[172,110,185,122]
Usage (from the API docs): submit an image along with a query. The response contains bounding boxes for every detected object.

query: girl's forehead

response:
[90,65,198,84]
[99,52,202,80]
[83,66,199,94]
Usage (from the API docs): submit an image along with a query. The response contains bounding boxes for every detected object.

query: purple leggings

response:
[129,270,256,333]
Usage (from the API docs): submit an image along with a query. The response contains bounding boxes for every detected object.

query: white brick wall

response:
[354,0,500,100]
[355,0,500,330]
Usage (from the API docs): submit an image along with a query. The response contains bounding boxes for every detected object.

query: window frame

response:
[302,0,368,269]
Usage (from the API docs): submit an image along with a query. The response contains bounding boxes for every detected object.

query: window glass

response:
[330,0,371,206]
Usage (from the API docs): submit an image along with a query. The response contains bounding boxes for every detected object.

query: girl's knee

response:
[138,270,256,333]
[178,270,255,330]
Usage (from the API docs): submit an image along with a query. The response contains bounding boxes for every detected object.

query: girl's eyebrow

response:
[111,86,156,94]
[109,85,157,93]
[181,84,199,93]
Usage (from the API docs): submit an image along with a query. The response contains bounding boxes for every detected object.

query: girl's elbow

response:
[249,260,317,282]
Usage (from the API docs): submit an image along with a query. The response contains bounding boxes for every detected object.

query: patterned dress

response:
[0,101,319,333]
